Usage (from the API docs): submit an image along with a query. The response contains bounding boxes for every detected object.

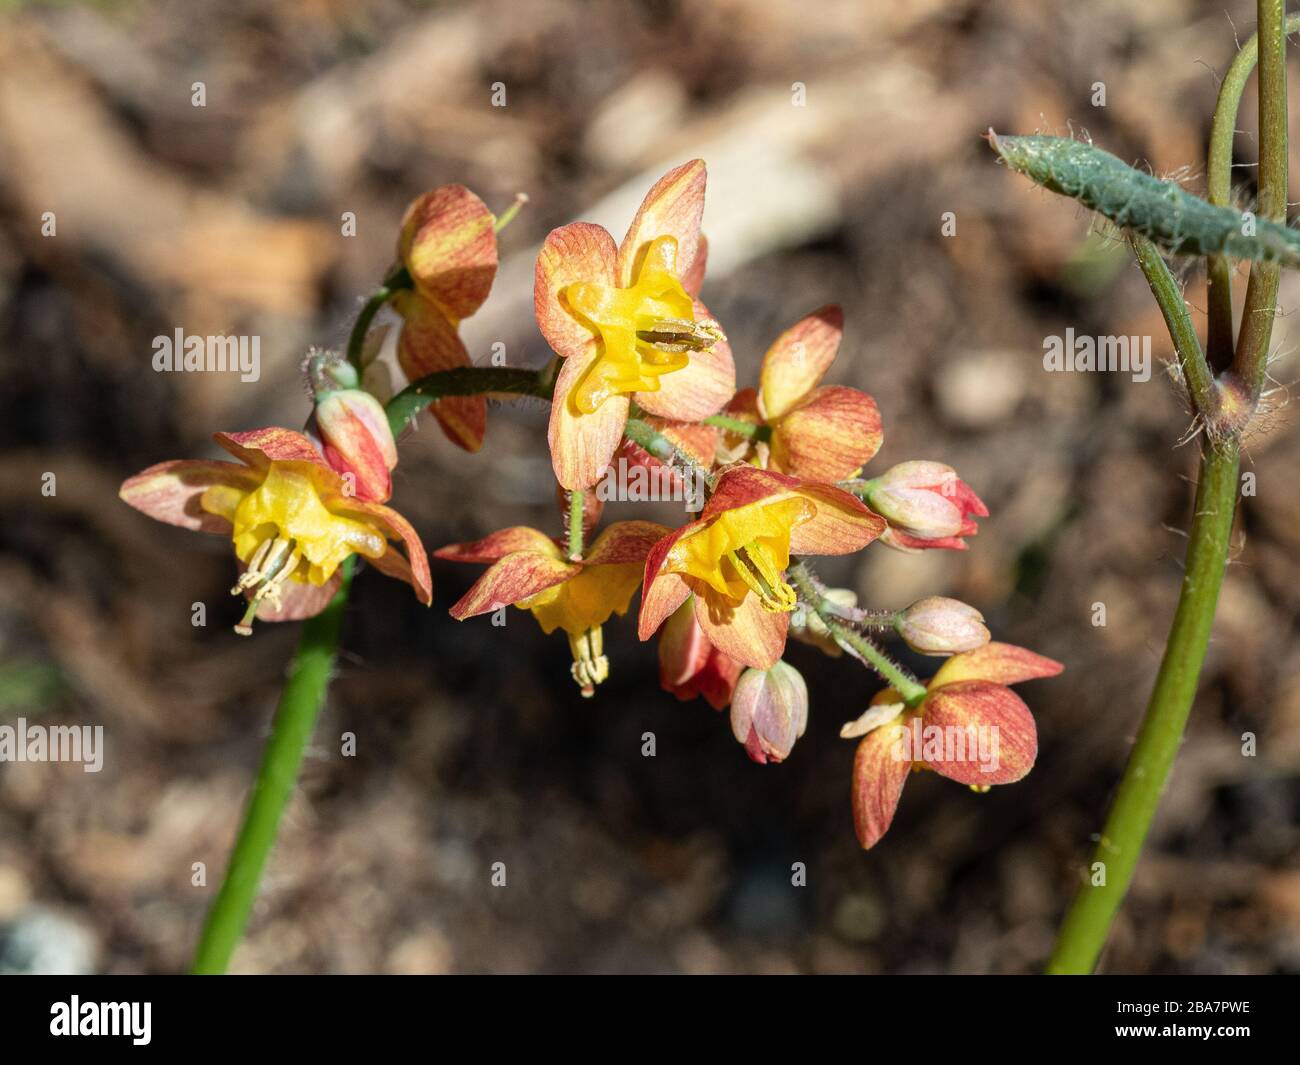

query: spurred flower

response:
[120,428,431,635]
[393,185,499,452]
[862,460,989,551]
[730,660,808,764]
[535,161,736,489]
[718,306,883,482]
[847,642,1062,849]
[639,466,885,670]
[657,598,742,709]
[436,520,669,696]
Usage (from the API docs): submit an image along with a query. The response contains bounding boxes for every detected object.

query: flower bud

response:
[730,661,808,764]
[312,388,398,503]
[658,600,741,710]
[864,461,988,551]
[895,596,990,655]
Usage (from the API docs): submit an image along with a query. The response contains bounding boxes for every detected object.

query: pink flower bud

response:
[865,461,988,550]
[730,661,809,764]
[312,389,398,503]
[895,596,990,655]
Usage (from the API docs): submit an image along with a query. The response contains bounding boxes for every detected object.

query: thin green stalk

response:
[386,366,554,436]
[702,413,771,441]
[192,559,354,974]
[1047,441,1239,973]
[494,193,529,233]
[787,561,927,704]
[567,490,584,559]
[345,266,412,371]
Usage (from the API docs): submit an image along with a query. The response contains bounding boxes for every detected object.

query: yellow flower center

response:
[665,495,814,612]
[562,235,721,413]
[200,462,387,634]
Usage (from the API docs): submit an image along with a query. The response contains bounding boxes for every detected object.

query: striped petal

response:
[548,345,630,490]
[787,481,886,556]
[584,520,672,566]
[535,222,618,361]
[617,160,706,289]
[398,184,497,320]
[340,500,433,605]
[214,427,327,470]
[434,526,562,564]
[395,292,486,452]
[852,715,913,850]
[920,680,1037,786]
[759,305,844,420]
[448,550,578,619]
[770,385,882,482]
[119,459,256,533]
[694,588,789,671]
[931,641,1064,689]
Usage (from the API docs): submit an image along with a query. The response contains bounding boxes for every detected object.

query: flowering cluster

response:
[120,163,1060,850]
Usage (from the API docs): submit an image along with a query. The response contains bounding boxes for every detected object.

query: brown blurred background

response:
[0,0,1296,974]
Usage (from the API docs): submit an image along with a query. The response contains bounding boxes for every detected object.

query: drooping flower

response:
[639,466,885,670]
[717,306,883,482]
[120,427,431,634]
[393,185,499,452]
[436,521,669,696]
[657,597,742,709]
[730,660,809,764]
[861,460,989,551]
[535,161,736,489]
[846,642,1063,849]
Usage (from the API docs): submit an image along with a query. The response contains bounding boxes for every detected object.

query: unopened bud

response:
[730,661,808,764]
[313,388,398,503]
[895,596,990,655]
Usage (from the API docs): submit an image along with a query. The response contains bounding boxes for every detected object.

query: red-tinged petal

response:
[639,521,701,638]
[617,160,706,288]
[770,385,882,482]
[340,500,433,605]
[633,300,735,421]
[254,572,341,624]
[398,184,498,320]
[314,389,398,503]
[759,305,844,420]
[214,427,327,470]
[700,465,798,521]
[653,417,717,467]
[920,680,1037,785]
[119,460,256,533]
[681,232,708,296]
[852,717,913,850]
[548,346,630,490]
[931,641,1064,689]
[787,482,886,556]
[434,526,562,564]
[394,292,486,452]
[535,222,618,361]
[694,589,789,671]
[448,551,578,619]
[658,599,741,709]
[584,520,673,567]
[880,526,971,552]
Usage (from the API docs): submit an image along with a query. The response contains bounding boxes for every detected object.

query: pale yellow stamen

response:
[568,625,609,698]
[231,535,302,636]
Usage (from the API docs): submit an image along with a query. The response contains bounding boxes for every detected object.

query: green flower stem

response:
[385,366,555,436]
[1047,440,1240,973]
[567,490,584,559]
[1128,235,1218,421]
[702,413,771,441]
[493,193,529,233]
[191,558,354,975]
[345,265,412,372]
[787,561,927,704]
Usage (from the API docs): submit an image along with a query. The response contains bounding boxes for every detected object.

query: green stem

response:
[1047,441,1239,973]
[567,490,584,559]
[1128,235,1218,420]
[702,413,771,441]
[494,193,529,233]
[787,561,927,704]
[345,266,412,372]
[192,559,354,974]
[385,366,555,436]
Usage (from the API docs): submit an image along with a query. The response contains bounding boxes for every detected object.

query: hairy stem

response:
[191,559,354,974]
[567,490,584,560]
[386,366,554,436]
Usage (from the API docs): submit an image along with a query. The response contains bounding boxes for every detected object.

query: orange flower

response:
[639,466,885,670]
[718,306,882,482]
[535,161,736,489]
[393,185,499,452]
[120,428,431,634]
[436,521,669,696]
[847,642,1063,849]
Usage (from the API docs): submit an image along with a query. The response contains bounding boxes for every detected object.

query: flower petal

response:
[214,427,328,470]
[448,551,578,619]
[254,572,342,623]
[394,292,486,452]
[398,184,497,319]
[787,482,886,555]
[584,520,672,566]
[852,716,912,850]
[931,641,1064,689]
[681,233,708,296]
[771,385,882,482]
[632,299,735,421]
[548,346,630,490]
[119,460,255,533]
[339,500,433,605]
[694,589,789,671]
[434,526,562,564]
[535,222,618,361]
[638,521,700,639]
[617,160,706,288]
[700,465,795,520]
[920,680,1037,785]
[658,598,741,710]
[759,305,844,420]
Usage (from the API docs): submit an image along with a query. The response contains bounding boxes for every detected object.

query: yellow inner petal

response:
[202,461,387,587]
[665,494,814,610]
[562,235,696,413]
[518,562,643,635]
